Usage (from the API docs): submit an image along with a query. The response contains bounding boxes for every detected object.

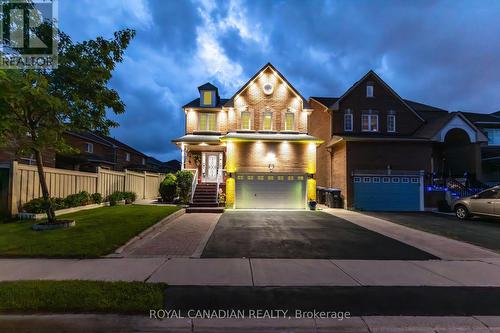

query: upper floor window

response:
[202,91,212,106]
[284,112,295,131]
[485,129,500,145]
[344,110,353,132]
[240,111,251,130]
[262,112,273,131]
[366,82,374,98]
[387,114,396,132]
[125,152,130,161]
[142,157,146,165]
[85,142,93,153]
[199,112,217,131]
[362,114,379,132]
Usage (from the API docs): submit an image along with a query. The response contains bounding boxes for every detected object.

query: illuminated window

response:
[241,111,251,130]
[202,91,212,105]
[278,176,284,181]
[237,175,244,180]
[268,176,274,180]
[288,176,294,181]
[284,112,294,131]
[199,113,216,131]
[247,176,254,180]
[387,114,396,132]
[257,175,264,180]
[297,176,304,180]
[262,112,273,131]
[362,114,378,132]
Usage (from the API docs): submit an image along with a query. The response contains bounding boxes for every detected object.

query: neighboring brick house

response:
[310,70,488,211]
[173,63,322,209]
[1,131,176,174]
[460,112,500,184]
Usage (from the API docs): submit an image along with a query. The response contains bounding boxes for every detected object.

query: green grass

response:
[0,205,180,258]
[0,280,165,313]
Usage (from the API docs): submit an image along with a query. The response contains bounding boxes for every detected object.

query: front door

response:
[203,153,219,183]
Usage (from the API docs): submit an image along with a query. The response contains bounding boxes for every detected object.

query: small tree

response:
[176,170,194,204]
[159,173,177,202]
[0,25,135,223]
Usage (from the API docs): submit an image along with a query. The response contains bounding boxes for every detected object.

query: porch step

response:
[186,207,225,213]
[190,202,219,207]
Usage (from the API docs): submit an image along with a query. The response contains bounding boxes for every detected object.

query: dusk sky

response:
[59,0,500,162]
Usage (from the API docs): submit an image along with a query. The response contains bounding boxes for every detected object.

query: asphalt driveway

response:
[363,211,500,254]
[201,211,436,259]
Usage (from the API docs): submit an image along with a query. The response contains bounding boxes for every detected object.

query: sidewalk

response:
[2,257,500,286]
[1,314,499,332]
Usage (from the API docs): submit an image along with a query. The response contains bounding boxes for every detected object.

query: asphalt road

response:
[201,211,436,259]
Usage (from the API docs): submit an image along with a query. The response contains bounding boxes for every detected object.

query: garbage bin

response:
[325,188,342,208]
[316,187,326,205]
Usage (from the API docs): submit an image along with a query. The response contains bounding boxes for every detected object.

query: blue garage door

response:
[353,175,421,211]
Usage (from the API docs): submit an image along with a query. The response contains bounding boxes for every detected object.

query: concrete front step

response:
[186,207,225,213]
[190,202,219,207]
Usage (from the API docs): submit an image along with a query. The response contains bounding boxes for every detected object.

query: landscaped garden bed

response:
[0,205,180,258]
[19,191,138,220]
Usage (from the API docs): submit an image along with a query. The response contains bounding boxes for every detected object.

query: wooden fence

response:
[5,161,165,216]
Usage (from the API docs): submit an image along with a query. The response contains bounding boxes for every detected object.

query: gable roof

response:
[331,70,425,122]
[101,135,147,157]
[309,97,339,109]
[198,82,218,91]
[224,62,311,109]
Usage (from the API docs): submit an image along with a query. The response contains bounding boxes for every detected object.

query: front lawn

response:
[0,280,165,313]
[0,205,180,258]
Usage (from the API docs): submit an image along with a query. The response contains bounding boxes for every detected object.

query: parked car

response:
[453,186,500,220]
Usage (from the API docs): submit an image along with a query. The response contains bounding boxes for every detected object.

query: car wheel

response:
[455,205,470,220]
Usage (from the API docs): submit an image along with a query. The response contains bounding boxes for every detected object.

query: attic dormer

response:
[198,82,219,107]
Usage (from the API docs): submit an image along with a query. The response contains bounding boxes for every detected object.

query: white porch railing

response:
[185,168,198,204]
[216,169,225,203]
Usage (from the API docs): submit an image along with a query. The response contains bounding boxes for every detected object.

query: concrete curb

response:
[108,209,185,257]
[0,315,497,332]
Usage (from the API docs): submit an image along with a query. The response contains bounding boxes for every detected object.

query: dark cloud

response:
[59,0,500,162]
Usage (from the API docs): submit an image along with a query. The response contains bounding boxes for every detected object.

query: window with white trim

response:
[284,112,295,131]
[344,110,353,132]
[262,112,273,131]
[85,142,93,153]
[199,112,217,131]
[240,111,251,130]
[142,157,146,165]
[387,114,396,132]
[362,114,379,132]
[125,152,130,162]
[366,83,374,97]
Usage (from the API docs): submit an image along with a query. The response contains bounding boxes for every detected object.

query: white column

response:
[181,143,185,170]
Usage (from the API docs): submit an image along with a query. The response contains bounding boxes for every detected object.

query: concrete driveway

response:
[201,211,436,260]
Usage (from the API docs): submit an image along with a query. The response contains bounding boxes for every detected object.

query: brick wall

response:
[230,141,315,174]
[309,99,332,188]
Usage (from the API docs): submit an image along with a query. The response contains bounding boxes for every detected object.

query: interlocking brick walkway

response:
[123,213,221,257]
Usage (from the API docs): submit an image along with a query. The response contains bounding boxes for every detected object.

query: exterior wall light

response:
[269,164,274,172]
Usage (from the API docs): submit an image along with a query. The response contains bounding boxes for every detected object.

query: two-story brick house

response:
[310,70,488,211]
[173,63,322,209]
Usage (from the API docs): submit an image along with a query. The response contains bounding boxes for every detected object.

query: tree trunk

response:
[34,149,56,223]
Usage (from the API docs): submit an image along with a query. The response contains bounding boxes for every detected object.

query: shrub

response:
[64,191,91,208]
[91,192,103,204]
[123,191,137,202]
[23,197,66,214]
[159,173,177,202]
[107,191,124,206]
[176,170,194,204]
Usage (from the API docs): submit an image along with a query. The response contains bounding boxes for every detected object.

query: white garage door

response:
[235,173,307,209]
